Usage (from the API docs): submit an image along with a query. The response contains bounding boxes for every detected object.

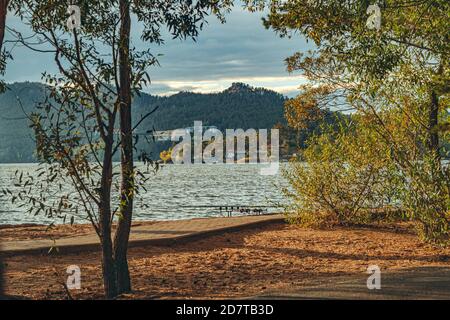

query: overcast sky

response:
[3,5,311,97]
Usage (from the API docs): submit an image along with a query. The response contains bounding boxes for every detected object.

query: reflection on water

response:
[0,163,287,225]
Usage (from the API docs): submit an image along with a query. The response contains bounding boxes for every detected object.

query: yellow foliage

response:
[160,148,172,163]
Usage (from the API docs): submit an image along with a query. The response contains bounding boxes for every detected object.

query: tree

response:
[160,148,172,163]
[7,0,232,298]
[247,0,449,242]
[0,0,7,53]
[0,0,8,300]
[0,0,8,92]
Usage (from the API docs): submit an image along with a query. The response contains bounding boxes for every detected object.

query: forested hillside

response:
[0,82,339,163]
[0,82,47,162]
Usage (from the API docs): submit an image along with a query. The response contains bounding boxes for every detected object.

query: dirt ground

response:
[2,222,450,300]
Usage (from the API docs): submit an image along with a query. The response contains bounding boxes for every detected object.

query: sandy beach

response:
[1,220,450,299]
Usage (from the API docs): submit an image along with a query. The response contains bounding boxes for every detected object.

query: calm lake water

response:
[0,163,287,225]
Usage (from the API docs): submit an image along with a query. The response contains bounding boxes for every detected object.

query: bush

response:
[402,156,450,244]
[282,121,404,227]
[283,114,450,245]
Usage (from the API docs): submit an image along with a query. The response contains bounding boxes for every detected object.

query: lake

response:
[0,163,287,225]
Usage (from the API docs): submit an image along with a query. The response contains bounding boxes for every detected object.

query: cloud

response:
[148,74,308,97]
[3,5,312,96]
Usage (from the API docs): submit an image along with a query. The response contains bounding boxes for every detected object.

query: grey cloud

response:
[3,6,312,95]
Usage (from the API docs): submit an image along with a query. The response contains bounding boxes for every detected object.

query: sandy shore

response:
[1,221,450,299]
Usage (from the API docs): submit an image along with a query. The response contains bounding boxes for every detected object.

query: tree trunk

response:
[0,0,7,299]
[113,0,133,295]
[99,205,117,299]
[0,0,8,53]
[0,251,4,299]
[429,90,441,166]
[99,137,118,299]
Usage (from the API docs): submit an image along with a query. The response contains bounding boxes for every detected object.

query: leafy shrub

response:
[402,156,450,244]
[282,121,403,227]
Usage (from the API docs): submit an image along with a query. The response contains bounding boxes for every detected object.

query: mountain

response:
[0,82,47,163]
[132,82,286,132]
[0,82,337,163]
[0,82,288,163]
